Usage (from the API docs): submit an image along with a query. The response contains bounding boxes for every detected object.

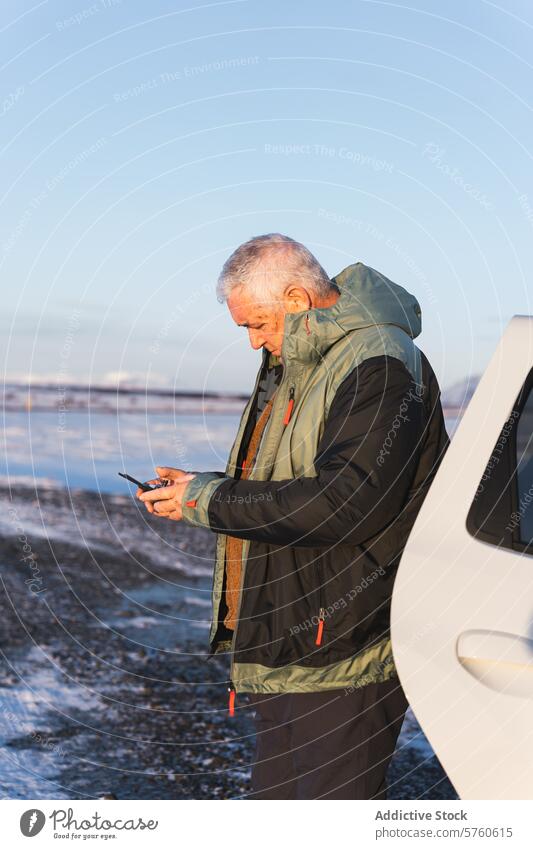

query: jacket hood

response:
[279,262,422,365]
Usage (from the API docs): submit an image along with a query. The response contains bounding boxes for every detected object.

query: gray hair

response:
[216,233,336,304]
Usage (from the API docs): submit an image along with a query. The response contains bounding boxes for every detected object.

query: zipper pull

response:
[283,387,295,426]
[228,681,236,717]
[315,608,325,646]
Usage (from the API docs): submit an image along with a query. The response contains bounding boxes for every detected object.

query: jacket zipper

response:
[207,352,271,659]
[315,560,325,646]
[283,386,296,425]
[315,607,325,646]
[228,680,236,717]
[228,373,296,714]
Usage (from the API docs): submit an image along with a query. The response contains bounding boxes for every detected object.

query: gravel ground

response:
[0,483,457,800]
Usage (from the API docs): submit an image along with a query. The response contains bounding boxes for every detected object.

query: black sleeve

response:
[207,356,427,547]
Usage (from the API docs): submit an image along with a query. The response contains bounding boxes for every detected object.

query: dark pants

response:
[246,675,408,799]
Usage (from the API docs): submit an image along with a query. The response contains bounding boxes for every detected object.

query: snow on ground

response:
[0,645,103,799]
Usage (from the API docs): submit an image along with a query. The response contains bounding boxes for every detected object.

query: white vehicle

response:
[391,315,533,800]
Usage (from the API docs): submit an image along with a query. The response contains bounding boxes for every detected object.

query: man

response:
[138,233,449,799]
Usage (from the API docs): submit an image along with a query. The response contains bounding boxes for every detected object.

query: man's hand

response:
[136,466,196,521]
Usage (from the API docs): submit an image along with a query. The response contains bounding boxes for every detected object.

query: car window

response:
[516,385,533,545]
[466,368,533,553]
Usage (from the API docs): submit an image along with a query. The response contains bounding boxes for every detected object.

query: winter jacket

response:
[181,262,449,695]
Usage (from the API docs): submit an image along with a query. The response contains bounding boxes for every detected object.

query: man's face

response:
[227,285,288,357]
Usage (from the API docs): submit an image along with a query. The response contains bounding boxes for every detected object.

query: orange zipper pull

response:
[283,387,295,426]
[228,683,236,717]
[315,608,325,646]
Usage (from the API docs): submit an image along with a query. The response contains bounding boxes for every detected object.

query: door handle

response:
[456,630,533,698]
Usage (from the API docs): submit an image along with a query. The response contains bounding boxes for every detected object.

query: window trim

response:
[466,366,533,556]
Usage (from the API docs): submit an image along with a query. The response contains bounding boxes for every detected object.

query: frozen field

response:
[1,410,241,493]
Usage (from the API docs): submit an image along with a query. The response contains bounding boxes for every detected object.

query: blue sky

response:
[1,0,532,393]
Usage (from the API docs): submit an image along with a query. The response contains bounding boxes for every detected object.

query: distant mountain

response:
[1,382,248,414]
[441,375,480,410]
[4,375,481,415]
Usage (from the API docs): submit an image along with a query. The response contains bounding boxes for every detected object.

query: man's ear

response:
[284,285,312,313]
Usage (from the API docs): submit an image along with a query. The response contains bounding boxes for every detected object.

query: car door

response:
[391,315,533,800]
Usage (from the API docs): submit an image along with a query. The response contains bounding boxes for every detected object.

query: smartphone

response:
[118,472,169,492]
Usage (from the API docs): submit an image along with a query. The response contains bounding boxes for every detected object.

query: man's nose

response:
[248,329,265,350]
